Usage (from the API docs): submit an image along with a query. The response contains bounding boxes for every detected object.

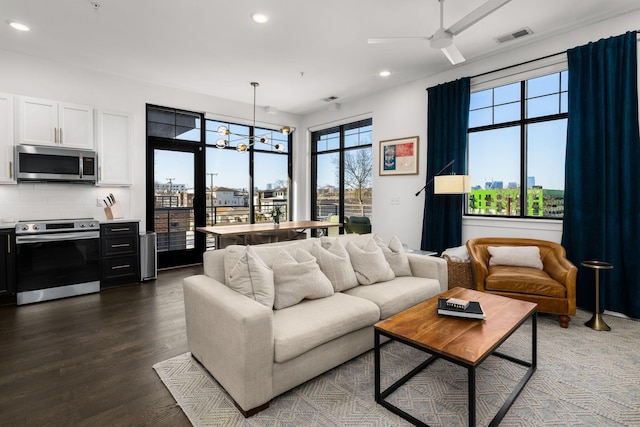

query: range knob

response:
[80,223,86,228]
[89,222,98,228]
[21,224,29,231]
[33,225,40,231]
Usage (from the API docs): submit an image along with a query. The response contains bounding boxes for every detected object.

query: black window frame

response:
[311,118,373,233]
[466,71,568,219]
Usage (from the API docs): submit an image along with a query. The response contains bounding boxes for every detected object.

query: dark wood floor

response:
[0,265,202,427]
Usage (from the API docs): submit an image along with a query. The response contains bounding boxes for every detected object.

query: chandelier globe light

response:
[214,82,292,153]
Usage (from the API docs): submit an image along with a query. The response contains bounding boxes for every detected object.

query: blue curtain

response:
[562,31,640,318]
[421,77,470,254]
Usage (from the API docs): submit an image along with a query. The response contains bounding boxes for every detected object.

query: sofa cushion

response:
[310,239,359,292]
[224,240,319,285]
[345,239,395,285]
[272,249,334,310]
[486,266,567,297]
[227,246,275,308]
[488,246,543,270]
[272,293,380,363]
[344,276,442,319]
[320,233,375,250]
[374,235,412,277]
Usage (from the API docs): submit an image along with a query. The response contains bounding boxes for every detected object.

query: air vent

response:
[321,96,339,102]
[495,27,533,44]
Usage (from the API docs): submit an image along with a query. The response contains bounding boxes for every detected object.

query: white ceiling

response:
[2,0,639,115]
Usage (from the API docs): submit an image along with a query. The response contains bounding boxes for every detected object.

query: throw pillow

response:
[310,239,359,292]
[373,234,412,277]
[345,239,395,285]
[488,246,544,270]
[272,249,334,310]
[227,246,275,308]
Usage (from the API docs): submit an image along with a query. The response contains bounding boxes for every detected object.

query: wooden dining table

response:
[196,220,341,248]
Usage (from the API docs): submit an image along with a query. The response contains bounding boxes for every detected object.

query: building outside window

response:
[311,118,372,234]
[467,69,568,218]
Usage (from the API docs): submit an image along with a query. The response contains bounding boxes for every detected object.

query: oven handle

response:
[16,231,100,244]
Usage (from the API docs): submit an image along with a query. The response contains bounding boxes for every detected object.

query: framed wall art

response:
[379,136,419,176]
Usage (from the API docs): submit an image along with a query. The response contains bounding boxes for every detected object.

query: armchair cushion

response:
[488,246,543,270]
[485,266,567,297]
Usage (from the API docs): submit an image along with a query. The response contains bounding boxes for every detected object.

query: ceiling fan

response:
[368,0,511,65]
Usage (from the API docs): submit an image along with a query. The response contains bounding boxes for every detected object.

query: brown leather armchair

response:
[466,237,577,328]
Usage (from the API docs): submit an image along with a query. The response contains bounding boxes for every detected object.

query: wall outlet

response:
[390,197,400,205]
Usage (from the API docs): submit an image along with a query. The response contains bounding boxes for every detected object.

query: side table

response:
[581,260,613,331]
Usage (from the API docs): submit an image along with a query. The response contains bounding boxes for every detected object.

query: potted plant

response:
[269,206,283,225]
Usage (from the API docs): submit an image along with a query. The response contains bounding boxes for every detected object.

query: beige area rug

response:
[153,309,640,426]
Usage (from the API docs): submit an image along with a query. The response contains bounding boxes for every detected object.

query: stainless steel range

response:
[15,218,100,305]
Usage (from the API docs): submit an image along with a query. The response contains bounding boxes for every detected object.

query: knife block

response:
[104,202,123,220]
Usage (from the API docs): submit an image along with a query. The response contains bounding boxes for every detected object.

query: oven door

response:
[15,231,100,303]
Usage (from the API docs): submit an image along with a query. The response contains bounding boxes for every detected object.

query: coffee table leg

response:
[374,329,381,403]
[468,367,476,426]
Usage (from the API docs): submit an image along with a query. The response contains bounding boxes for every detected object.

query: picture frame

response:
[379,136,419,176]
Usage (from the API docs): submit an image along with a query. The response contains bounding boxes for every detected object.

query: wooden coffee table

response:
[374,287,537,427]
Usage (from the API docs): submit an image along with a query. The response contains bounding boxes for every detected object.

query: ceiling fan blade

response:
[446,0,511,36]
[441,43,465,65]
[368,37,429,44]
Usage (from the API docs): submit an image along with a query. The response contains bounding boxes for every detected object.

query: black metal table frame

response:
[374,312,537,427]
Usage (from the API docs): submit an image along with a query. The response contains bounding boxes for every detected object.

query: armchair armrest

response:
[407,253,448,293]
[183,275,274,412]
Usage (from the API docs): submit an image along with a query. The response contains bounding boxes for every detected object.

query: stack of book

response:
[437,297,485,319]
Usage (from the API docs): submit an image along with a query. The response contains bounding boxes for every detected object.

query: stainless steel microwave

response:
[16,145,97,184]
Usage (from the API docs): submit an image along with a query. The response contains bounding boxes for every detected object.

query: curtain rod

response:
[471,30,640,80]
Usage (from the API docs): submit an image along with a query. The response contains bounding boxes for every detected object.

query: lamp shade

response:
[434,175,471,194]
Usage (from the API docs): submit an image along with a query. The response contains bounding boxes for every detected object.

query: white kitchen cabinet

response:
[17,96,94,149]
[0,93,16,184]
[95,109,133,186]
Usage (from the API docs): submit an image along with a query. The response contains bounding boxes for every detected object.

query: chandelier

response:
[215,82,292,153]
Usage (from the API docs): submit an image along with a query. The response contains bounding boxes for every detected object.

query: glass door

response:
[148,145,204,268]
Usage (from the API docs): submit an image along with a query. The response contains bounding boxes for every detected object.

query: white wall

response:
[0,50,301,230]
[302,11,640,250]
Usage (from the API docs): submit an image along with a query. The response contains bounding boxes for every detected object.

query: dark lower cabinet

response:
[0,229,16,305]
[100,222,140,288]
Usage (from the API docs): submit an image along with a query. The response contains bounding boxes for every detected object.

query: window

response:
[467,70,567,218]
[147,105,292,259]
[203,119,292,248]
[311,119,372,233]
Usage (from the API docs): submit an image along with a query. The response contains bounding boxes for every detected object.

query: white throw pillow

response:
[345,239,395,285]
[310,239,359,292]
[272,249,334,310]
[373,235,412,277]
[227,246,275,308]
[488,246,544,270]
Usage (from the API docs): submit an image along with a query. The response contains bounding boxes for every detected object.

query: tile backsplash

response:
[0,183,130,223]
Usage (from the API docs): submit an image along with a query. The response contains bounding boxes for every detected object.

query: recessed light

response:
[8,21,30,32]
[379,70,392,77]
[251,12,269,24]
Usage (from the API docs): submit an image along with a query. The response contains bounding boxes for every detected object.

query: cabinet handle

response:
[60,128,63,144]
[98,166,102,181]
[9,161,12,179]
[112,264,131,270]
[54,127,57,144]
[110,228,130,232]
[7,235,10,254]
[111,243,130,248]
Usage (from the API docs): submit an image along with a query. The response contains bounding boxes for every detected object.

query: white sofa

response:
[183,233,447,416]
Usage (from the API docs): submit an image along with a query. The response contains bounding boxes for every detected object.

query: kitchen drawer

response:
[101,234,137,256]
[101,222,138,237]
[101,254,138,286]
